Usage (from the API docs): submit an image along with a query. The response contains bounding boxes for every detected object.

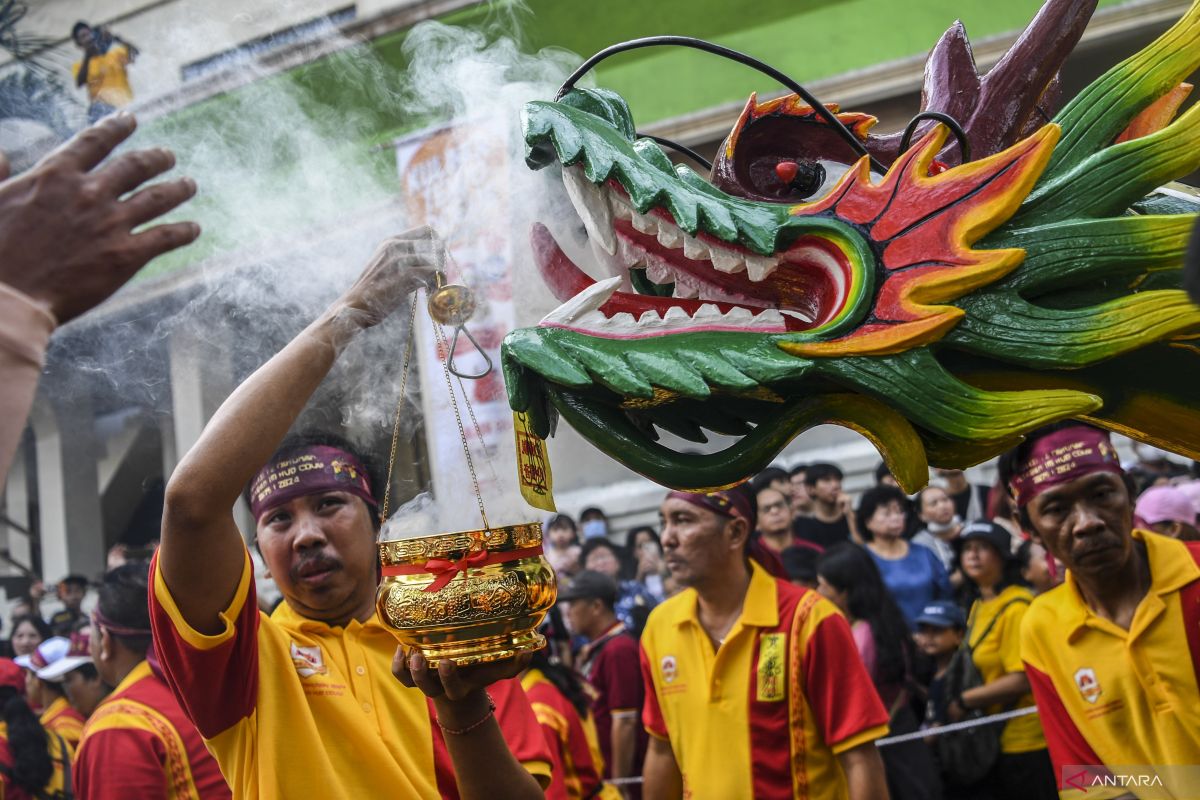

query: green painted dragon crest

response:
[502,0,1200,493]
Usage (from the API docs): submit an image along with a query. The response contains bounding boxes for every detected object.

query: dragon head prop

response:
[502,0,1200,493]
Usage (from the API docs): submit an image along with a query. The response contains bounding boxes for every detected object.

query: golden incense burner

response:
[376,522,556,665]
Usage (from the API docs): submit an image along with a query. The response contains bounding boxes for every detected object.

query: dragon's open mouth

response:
[534,166,852,337]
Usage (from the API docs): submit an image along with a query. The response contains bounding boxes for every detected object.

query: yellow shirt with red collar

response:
[639,560,889,800]
[1021,530,1200,799]
[39,696,84,753]
[148,549,551,799]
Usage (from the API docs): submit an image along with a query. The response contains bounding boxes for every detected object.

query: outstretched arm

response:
[642,735,683,800]
[159,231,441,634]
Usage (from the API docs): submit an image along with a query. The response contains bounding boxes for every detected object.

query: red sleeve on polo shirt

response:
[148,549,260,739]
[639,645,668,739]
[802,610,889,750]
[1025,661,1102,785]
[74,726,172,800]
[594,635,644,713]
[491,677,555,781]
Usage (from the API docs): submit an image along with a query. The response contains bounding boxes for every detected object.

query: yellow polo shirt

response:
[639,561,889,800]
[967,584,1044,753]
[148,549,551,799]
[1021,530,1200,799]
[71,45,133,107]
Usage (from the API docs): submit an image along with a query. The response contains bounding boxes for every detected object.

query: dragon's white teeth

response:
[754,308,785,325]
[608,312,637,328]
[663,306,690,322]
[631,212,657,234]
[656,223,683,249]
[646,261,673,284]
[610,196,634,221]
[673,277,700,299]
[540,276,623,326]
[725,306,753,321]
[694,303,723,321]
[618,236,645,266]
[745,254,779,282]
[639,310,662,325]
[562,168,616,256]
[682,234,708,261]
[709,246,745,274]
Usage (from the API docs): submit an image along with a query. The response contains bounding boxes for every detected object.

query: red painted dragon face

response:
[502,0,1200,492]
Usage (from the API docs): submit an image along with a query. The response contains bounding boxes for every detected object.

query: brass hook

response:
[426,272,493,380]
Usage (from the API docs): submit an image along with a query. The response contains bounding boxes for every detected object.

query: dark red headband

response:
[249,445,376,521]
[667,488,755,526]
[1009,426,1122,507]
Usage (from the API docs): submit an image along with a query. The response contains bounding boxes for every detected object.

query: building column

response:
[3,443,32,575]
[31,394,105,581]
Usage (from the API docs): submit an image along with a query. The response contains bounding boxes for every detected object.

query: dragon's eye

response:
[774,160,825,198]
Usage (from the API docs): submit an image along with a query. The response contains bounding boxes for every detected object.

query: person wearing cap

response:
[151,231,550,799]
[50,632,106,723]
[914,600,967,728]
[1134,484,1200,542]
[1001,423,1200,797]
[0,657,71,798]
[641,488,889,799]
[561,570,645,794]
[72,563,229,799]
[949,520,1053,798]
[15,636,85,750]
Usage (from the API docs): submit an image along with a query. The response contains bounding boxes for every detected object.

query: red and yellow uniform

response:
[73,660,231,799]
[639,561,889,799]
[967,584,1045,753]
[148,549,552,798]
[40,695,84,753]
[578,621,645,777]
[522,669,619,800]
[71,46,133,108]
[1021,531,1200,799]
[0,721,71,799]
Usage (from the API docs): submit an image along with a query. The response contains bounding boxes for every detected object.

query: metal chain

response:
[455,372,501,487]
[432,319,491,530]
[380,294,420,522]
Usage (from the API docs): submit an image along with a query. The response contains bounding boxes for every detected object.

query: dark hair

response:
[10,614,50,643]
[580,538,629,583]
[1015,539,1035,571]
[781,545,819,583]
[804,462,843,487]
[242,431,382,531]
[874,461,892,485]
[97,562,153,654]
[751,467,790,494]
[816,544,912,688]
[788,463,808,479]
[855,485,909,542]
[59,575,88,590]
[547,514,577,533]
[914,484,949,516]
[0,685,51,793]
[625,525,660,556]
[529,649,591,717]
[961,532,1024,597]
[69,662,99,682]
[579,507,606,521]
[71,21,91,37]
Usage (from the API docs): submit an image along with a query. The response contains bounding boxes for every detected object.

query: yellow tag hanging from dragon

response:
[514,411,555,512]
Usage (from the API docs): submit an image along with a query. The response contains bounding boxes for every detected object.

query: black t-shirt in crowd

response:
[792,514,851,549]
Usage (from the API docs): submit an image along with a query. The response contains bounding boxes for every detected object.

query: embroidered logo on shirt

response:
[1074,667,1102,704]
[756,633,786,702]
[661,655,678,684]
[291,642,329,677]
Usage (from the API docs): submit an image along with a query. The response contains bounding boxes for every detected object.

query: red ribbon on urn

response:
[382,545,543,593]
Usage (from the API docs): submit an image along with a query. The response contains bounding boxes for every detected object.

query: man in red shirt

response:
[562,570,646,793]
[73,563,229,799]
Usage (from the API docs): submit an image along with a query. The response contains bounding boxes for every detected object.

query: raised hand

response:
[332,226,446,332]
[0,112,199,323]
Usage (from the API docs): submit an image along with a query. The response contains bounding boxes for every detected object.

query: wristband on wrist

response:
[436,693,496,736]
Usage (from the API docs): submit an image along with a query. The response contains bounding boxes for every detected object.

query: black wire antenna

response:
[641,133,712,171]
[555,35,887,175]
[898,111,972,164]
